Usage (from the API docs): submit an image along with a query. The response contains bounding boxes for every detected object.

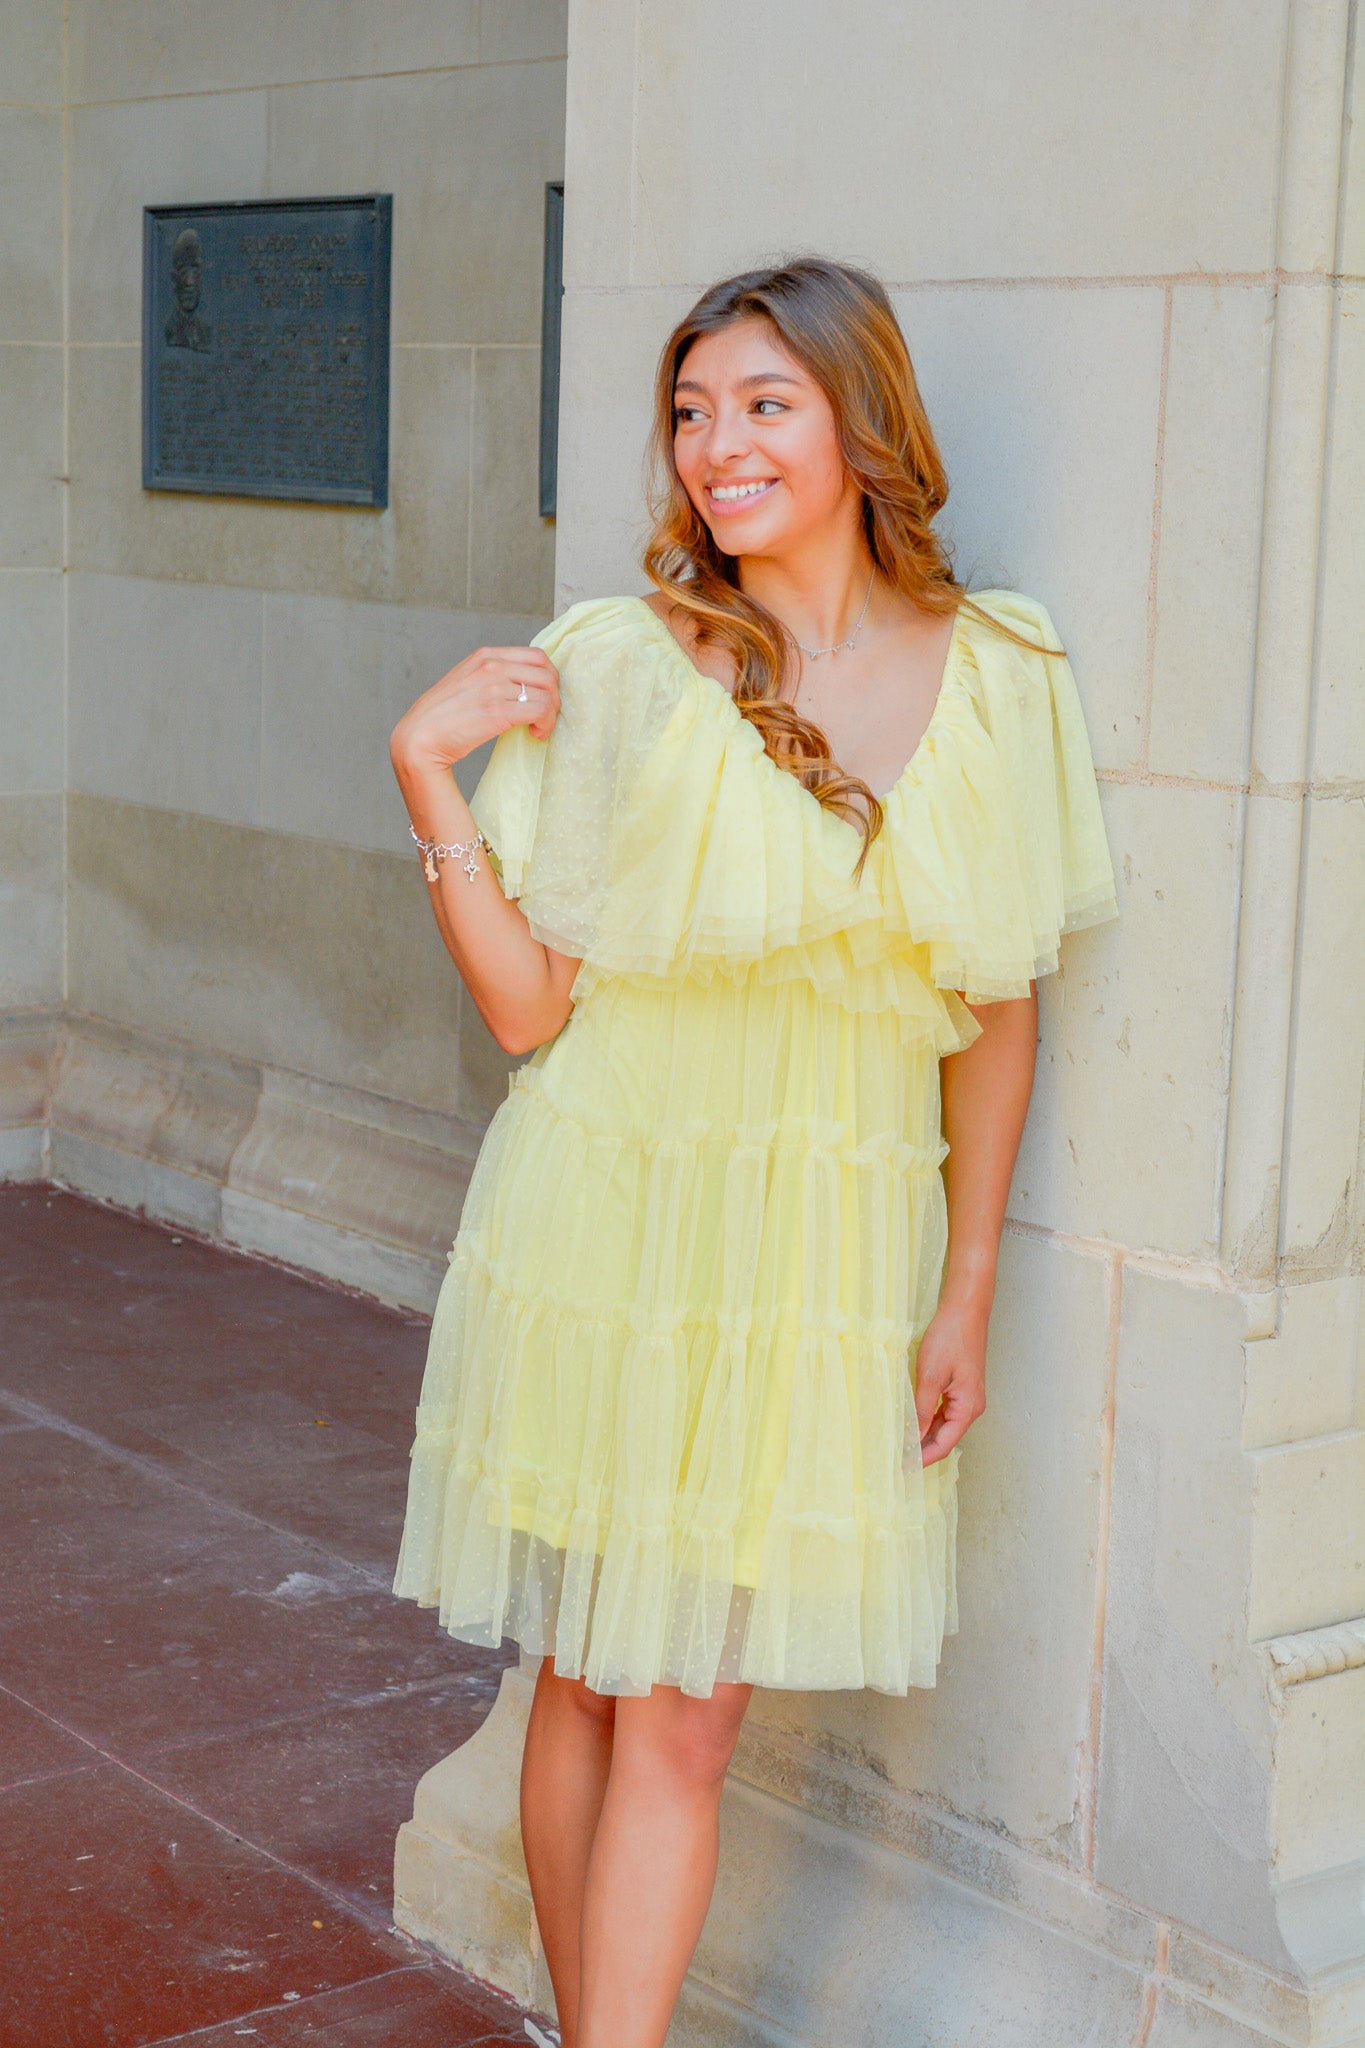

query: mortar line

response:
[0,1389,397,1590]
[59,0,71,1031]
[628,0,643,283]
[1131,1922,1172,2046]
[465,346,477,608]
[61,52,566,113]
[0,1666,498,1784]
[1079,1248,1123,1871]
[1138,286,1174,771]
[147,1966,442,2046]
[570,268,1347,294]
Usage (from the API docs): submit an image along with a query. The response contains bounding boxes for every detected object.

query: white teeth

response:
[710,480,775,501]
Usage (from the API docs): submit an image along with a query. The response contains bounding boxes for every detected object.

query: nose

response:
[701,402,754,470]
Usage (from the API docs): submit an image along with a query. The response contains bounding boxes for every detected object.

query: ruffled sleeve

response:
[884,591,1118,1003]
[468,595,685,959]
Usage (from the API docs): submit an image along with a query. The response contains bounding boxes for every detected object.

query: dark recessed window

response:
[539,182,565,520]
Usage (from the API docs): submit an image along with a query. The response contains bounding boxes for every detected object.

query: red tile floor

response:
[0,1182,546,2047]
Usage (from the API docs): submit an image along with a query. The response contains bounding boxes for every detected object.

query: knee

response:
[630,1685,752,1791]
[537,1661,616,1733]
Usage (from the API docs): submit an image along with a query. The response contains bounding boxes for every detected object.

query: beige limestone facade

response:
[1,0,566,1302]
[2,3,1362,2044]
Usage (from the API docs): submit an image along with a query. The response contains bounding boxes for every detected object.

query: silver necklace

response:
[794,566,877,660]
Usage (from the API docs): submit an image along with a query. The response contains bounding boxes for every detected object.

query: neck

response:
[736,529,878,652]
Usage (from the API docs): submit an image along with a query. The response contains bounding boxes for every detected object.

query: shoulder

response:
[957,586,1064,655]
[525,594,692,757]
[530,592,658,664]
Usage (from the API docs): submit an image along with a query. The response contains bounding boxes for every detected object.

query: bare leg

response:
[520,1660,616,2046]
[575,1681,753,2048]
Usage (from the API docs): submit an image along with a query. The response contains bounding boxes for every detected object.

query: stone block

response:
[220,1189,446,1314]
[1249,1431,1365,1640]
[68,91,269,345]
[0,792,62,1005]
[1013,780,1239,1258]
[49,1014,260,1184]
[68,573,264,825]
[1315,287,1365,786]
[553,284,697,605]
[1274,1867,1365,2019]
[0,345,62,568]
[1243,1276,1365,1450]
[49,1127,226,1237]
[0,1008,60,1130]
[260,593,546,853]
[265,61,566,346]
[0,108,63,342]
[0,1125,45,1180]
[897,283,1165,774]
[1273,1664,1365,1890]
[66,793,467,1117]
[753,1233,1111,1856]
[68,343,474,609]
[227,1067,475,1260]
[469,347,556,616]
[562,0,635,287]
[629,1,1282,285]
[66,0,480,102]
[394,1663,538,1997]
[1247,284,1336,791]
[1147,287,1275,783]
[479,0,569,63]
[1344,30,1365,287]
[1146,1990,1297,2048]
[0,569,62,794]
[694,1777,1147,2048]
[0,0,63,102]
[729,1720,1159,1974]
[1165,1924,1322,2048]
[1279,793,1365,1276]
[1096,1267,1286,1966]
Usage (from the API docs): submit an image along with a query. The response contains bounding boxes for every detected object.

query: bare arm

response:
[389,646,581,1056]
[914,989,1039,1465]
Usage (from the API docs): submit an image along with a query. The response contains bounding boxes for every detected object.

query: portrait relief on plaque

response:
[142,194,392,507]
[164,228,212,354]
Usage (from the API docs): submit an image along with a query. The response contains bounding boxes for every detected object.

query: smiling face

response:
[671,318,860,563]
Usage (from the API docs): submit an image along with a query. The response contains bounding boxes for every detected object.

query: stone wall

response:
[0,0,567,1300]
[395,4,1365,2045]
[0,0,65,1172]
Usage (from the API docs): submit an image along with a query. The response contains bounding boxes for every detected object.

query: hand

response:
[390,645,561,778]
[911,1291,989,1467]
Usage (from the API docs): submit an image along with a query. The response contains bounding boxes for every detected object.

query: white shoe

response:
[523,2021,561,2048]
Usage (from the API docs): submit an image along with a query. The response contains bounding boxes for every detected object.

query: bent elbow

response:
[493,1007,571,1058]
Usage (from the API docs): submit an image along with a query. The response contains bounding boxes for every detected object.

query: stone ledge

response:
[395,1662,1354,2048]
[0,1010,478,1311]
[1264,1618,1365,1688]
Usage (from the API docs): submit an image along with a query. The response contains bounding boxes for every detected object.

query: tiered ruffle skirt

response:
[392,968,962,1697]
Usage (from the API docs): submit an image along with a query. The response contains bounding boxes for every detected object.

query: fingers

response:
[920,1406,969,1466]
[915,1368,985,1468]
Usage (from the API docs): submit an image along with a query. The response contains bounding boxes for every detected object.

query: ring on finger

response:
[516,681,529,703]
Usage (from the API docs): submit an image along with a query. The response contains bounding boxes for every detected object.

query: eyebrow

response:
[673,371,804,395]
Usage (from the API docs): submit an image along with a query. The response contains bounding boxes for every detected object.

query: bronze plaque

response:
[142,195,392,506]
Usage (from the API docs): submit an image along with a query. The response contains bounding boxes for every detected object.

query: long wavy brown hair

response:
[642,256,1056,871]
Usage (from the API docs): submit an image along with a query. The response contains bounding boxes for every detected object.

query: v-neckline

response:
[627,592,969,812]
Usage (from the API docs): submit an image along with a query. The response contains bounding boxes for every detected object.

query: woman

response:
[390,257,1117,2048]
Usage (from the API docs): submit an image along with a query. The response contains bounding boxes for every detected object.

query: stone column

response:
[395,4,1365,2041]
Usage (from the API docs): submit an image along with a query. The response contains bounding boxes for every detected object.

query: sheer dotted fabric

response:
[391,592,1117,1696]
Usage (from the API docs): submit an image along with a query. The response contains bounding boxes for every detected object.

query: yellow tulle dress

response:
[391,590,1117,1697]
